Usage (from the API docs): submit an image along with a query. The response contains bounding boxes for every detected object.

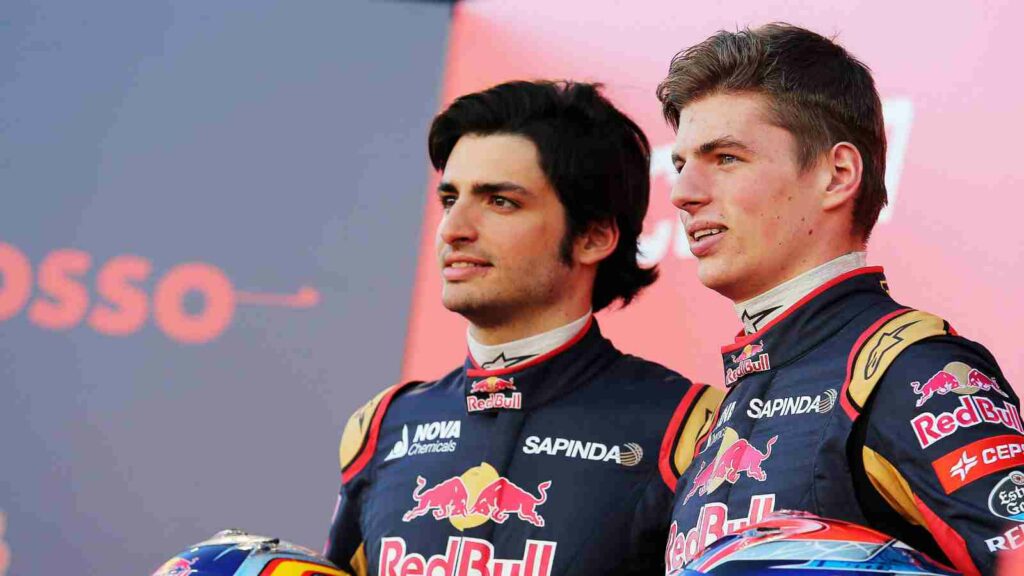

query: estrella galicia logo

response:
[988,470,1024,522]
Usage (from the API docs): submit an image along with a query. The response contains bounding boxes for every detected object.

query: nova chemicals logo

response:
[384,420,460,461]
[0,241,317,344]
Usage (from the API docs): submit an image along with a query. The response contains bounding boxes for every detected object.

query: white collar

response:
[468,311,592,370]
[735,252,868,334]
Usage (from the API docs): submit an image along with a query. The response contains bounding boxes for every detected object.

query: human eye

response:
[674,159,686,174]
[489,195,520,210]
[438,194,457,210]
[718,154,739,165]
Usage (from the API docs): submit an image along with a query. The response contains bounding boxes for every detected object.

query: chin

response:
[696,263,738,299]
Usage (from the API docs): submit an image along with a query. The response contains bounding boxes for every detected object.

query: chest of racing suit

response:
[328,319,720,576]
[666,267,1022,576]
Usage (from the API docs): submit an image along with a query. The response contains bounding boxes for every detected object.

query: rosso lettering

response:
[0,242,234,343]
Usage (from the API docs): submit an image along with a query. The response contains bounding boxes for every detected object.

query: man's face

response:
[436,133,578,329]
[670,92,829,302]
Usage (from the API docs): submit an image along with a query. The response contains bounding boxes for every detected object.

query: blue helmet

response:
[678,511,961,576]
[151,529,345,576]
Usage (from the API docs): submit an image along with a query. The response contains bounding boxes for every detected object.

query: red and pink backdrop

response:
[403,0,1024,390]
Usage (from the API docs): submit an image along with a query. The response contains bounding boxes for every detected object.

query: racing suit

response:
[666,267,1021,576]
[327,318,721,576]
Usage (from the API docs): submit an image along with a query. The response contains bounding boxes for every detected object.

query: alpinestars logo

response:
[522,436,643,466]
[385,421,460,461]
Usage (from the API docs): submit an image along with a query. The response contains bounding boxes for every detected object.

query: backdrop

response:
[0,1,451,573]
[403,0,1024,399]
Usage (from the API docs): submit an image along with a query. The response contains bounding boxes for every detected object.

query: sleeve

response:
[659,383,726,490]
[855,336,1022,576]
[619,382,723,575]
[324,382,418,575]
[324,487,366,575]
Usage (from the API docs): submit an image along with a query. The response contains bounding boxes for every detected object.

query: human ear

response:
[575,219,619,266]
[822,142,863,212]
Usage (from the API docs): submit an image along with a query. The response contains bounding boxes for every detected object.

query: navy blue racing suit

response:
[327,319,721,576]
[666,267,1022,576]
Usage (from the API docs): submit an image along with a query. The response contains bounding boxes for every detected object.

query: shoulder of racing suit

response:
[339,380,424,484]
[851,309,1017,576]
[840,308,953,419]
[663,383,726,490]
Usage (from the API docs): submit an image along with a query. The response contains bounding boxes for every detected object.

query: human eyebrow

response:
[437,181,458,194]
[698,136,753,156]
[471,182,531,197]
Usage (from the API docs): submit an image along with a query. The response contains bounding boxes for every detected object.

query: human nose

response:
[437,198,478,246]
[669,163,711,218]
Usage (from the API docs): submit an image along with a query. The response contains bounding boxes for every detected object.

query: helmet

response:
[678,511,960,575]
[151,529,345,576]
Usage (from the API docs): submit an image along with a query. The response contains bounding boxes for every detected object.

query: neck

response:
[468,310,592,370]
[734,252,867,334]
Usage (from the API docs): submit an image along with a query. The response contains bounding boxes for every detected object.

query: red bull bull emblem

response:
[467,377,522,412]
[684,429,778,504]
[389,463,556,576]
[403,463,550,528]
[725,341,771,386]
[911,362,1007,408]
[151,557,198,576]
[665,494,777,570]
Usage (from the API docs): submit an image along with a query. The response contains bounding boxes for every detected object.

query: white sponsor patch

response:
[522,436,642,466]
[385,420,461,461]
[746,389,837,419]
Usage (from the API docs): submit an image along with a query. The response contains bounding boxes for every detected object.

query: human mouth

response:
[442,255,492,281]
[686,222,728,257]
[692,228,724,241]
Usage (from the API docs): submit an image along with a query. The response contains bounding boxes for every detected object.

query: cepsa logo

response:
[0,241,318,344]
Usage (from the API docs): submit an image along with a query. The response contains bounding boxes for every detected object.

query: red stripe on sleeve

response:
[659,384,705,491]
[911,493,981,576]
[342,382,414,484]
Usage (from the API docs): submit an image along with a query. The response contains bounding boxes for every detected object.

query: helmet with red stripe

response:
[151,530,345,576]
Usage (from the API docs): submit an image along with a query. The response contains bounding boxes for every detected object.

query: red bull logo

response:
[402,463,550,529]
[470,376,516,394]
[912,395,1024,448]
[665,494,777,570]
[380,536,555,576]
[730,341,764,364]
[151,557,198,576]
[684,429,777,504]
[725,341,771,385]
[467,377,522,412]
[911,362,1007,408]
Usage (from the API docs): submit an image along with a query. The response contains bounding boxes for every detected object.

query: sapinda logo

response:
[0,241,318,344]
[639,98,914,267]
